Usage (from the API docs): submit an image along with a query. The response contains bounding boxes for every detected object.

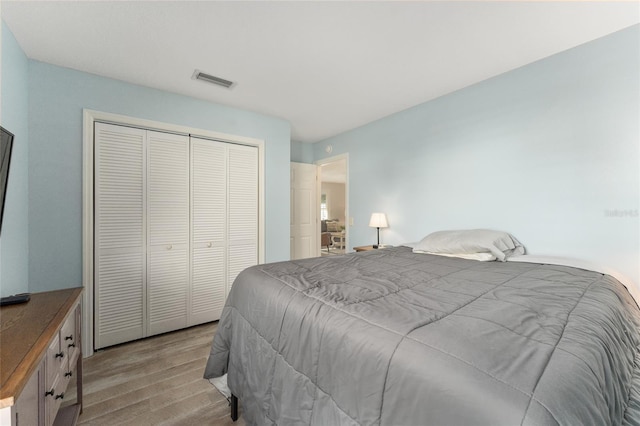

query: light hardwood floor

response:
[73,322,245,425]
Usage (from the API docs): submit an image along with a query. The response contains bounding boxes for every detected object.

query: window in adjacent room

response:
[320,194,328,220]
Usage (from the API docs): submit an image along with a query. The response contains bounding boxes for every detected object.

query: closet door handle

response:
[207,242,212,248]
[166,244,173,250]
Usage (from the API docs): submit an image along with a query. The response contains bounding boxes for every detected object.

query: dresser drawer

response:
[61,312,79,365]
[45,335,64,389]
[45,372,71,426]
[44,309,79,425]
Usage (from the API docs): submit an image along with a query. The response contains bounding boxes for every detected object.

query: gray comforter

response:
[204,247,640,425]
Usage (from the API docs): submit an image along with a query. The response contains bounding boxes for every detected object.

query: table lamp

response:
[369,213,388,249]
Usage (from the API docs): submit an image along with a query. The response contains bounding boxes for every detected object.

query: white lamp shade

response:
[369,213,388,228]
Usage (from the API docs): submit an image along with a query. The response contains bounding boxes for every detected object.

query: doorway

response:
[317,155,348,256]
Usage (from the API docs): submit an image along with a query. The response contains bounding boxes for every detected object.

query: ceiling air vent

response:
[192,70,235,89]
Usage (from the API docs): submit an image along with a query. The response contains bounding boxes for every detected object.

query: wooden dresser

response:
[0,288,83,426]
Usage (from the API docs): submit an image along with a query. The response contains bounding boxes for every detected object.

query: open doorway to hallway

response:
[318,156,348,256]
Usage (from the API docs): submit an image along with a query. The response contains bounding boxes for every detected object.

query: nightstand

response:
[353,245,376,252]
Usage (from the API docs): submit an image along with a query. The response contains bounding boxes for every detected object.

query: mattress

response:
[204,246,640,425]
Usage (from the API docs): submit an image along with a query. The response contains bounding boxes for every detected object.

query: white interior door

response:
[291,162,318,259]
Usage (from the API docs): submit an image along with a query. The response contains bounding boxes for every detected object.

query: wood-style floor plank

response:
[77,322,244,425]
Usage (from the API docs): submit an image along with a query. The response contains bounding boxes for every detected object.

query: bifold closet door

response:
[94,123,146,349]
[146,131,190,336]
[190,138,258,317]
[190,138,227,324]
[95,124,258,348]
[95,124,189,347]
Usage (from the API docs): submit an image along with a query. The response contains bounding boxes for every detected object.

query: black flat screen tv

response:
[0,126,14,235]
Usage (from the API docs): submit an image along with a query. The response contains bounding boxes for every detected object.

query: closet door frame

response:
[82,109,265,357]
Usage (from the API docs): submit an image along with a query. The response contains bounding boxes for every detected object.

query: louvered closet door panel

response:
[227,144,258,296]
[147,131,190,336]
[147,131,190,246]
[190,138,227,325]
[147,245,189,335]
[94,122,146,349]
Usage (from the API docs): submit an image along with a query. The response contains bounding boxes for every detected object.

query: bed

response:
[204,231,640,425]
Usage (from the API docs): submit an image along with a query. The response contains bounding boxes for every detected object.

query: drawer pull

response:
[55,393,65,400]
[55,352,64,359]
[65,371,73,378]
[68,343,76,348]
[45,390,54,397]
[65,335,73,341]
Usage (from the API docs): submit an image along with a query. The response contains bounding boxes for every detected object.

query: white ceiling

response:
[2,1,638,143]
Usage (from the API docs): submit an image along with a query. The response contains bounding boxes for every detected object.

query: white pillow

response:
[412,229,525,262]
[413,251,497,261]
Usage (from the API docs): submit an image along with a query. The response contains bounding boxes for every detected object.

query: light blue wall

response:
[313,25,640,286]
[27,61,290,293]
[291,140,314,163]
[0,22,29,296]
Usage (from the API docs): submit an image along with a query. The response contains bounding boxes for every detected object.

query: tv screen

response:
[0,126,14,235]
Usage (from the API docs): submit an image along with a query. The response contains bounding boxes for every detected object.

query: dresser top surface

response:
[0,287,82,408]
